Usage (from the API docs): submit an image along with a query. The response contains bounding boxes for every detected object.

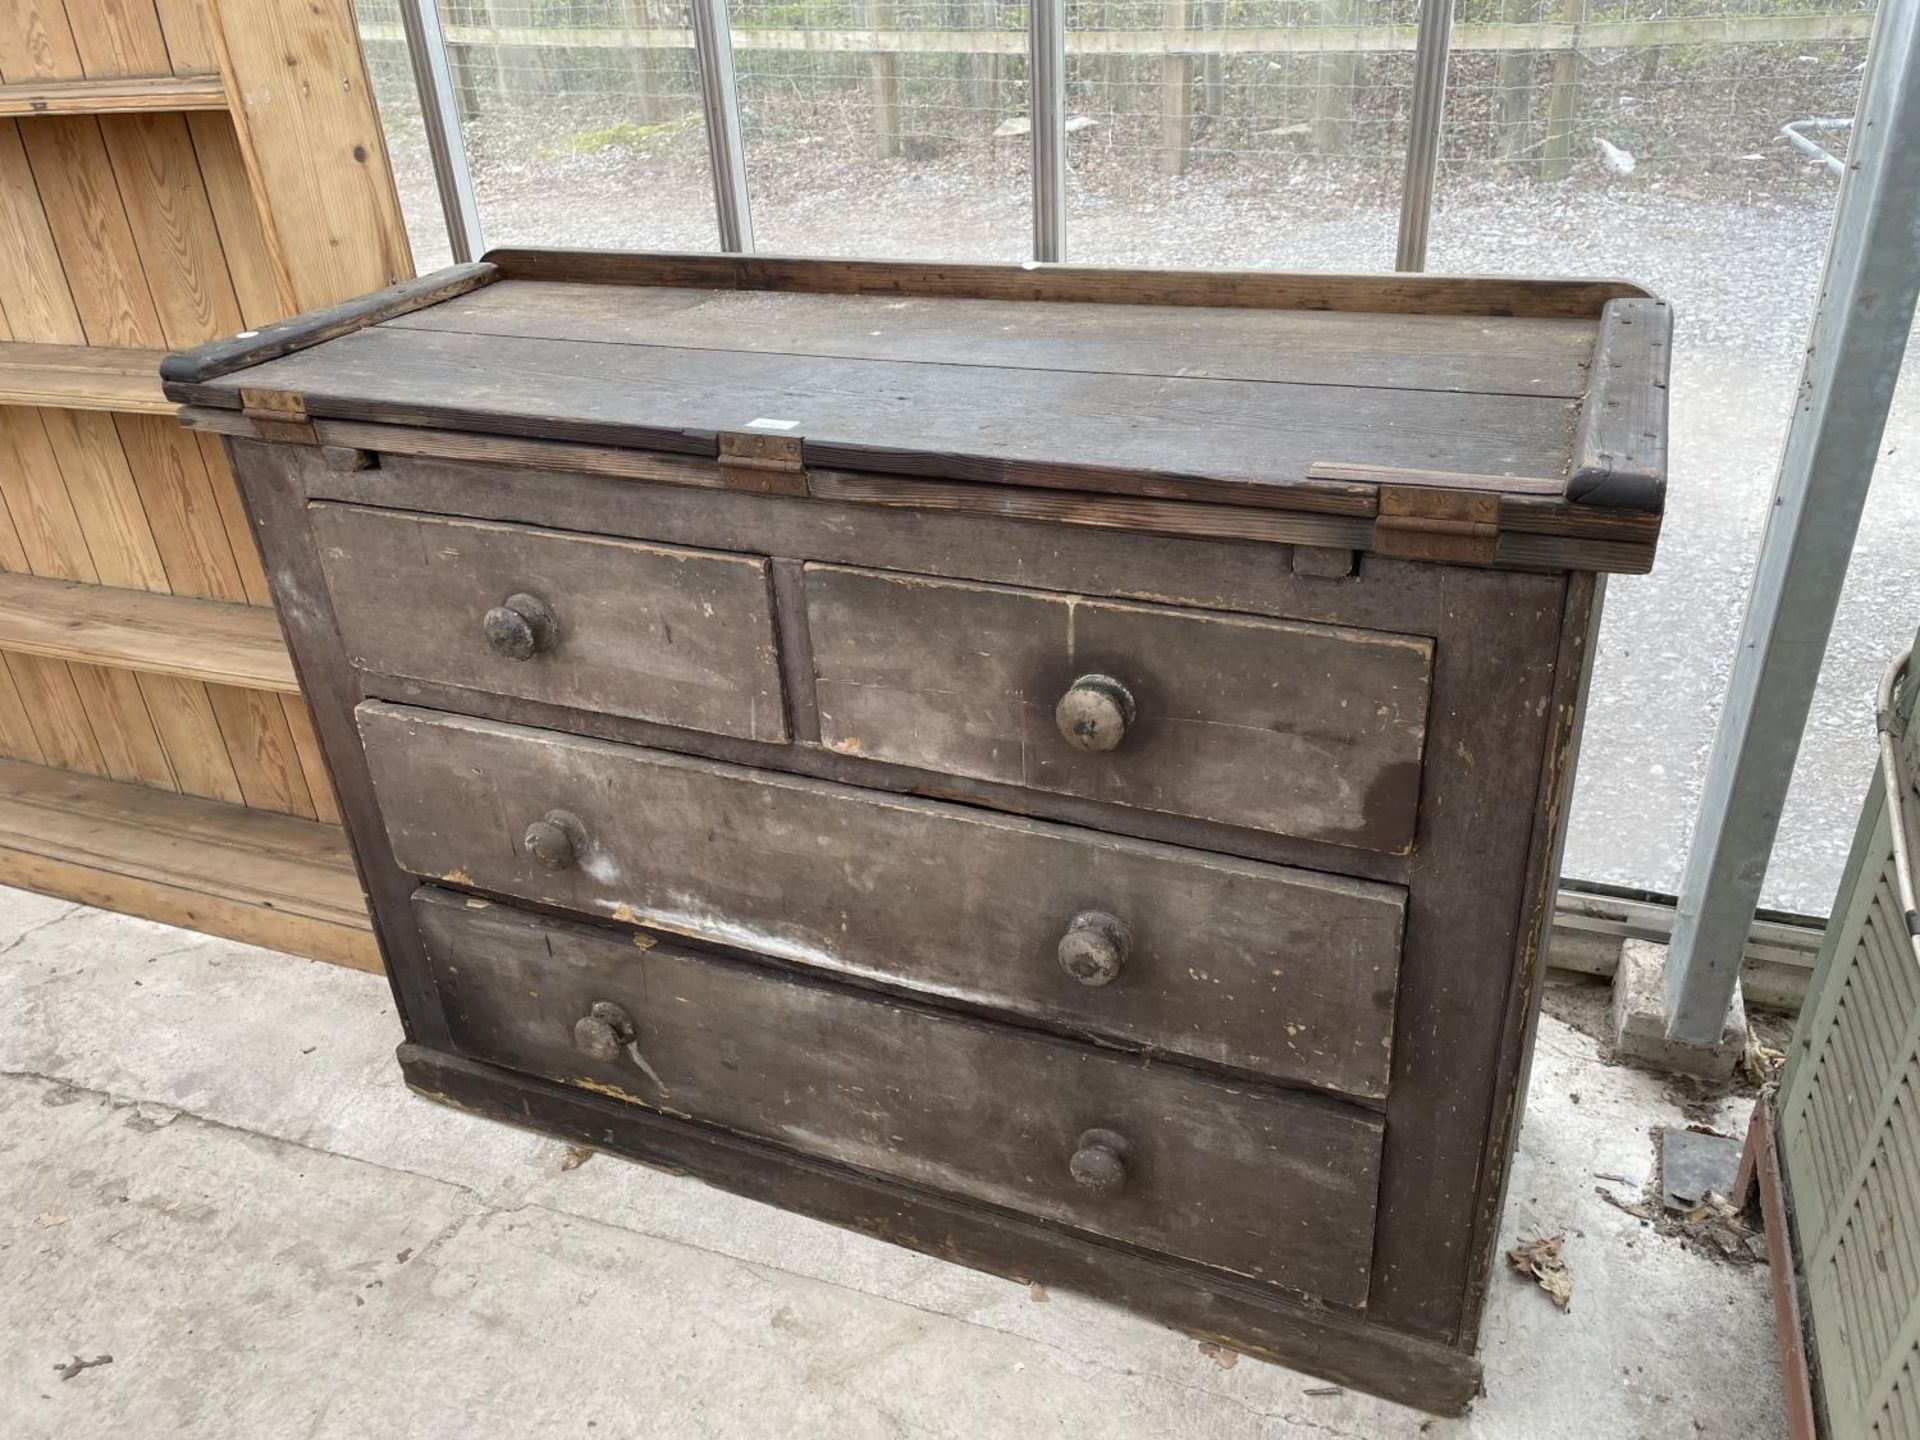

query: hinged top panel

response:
[164,251,1672,572]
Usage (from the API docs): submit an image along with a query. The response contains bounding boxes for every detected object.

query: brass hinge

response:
[238,386,317,445]
[1373,485,1500,565]
[718,430,808,496]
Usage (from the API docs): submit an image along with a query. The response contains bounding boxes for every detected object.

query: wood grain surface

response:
[314,503,788,744]
[807,564,1432,853]
[363,702,1407,1098]
[413,885,1386,1305]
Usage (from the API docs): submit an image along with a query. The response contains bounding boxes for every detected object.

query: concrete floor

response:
[1,883,1785,1439]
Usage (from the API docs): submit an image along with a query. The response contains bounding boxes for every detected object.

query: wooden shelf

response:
[0,343,172,414]
[0,573,297,692]
[0,757,376,970]
[0,73,228,118]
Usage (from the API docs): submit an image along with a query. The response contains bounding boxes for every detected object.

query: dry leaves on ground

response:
[1508,1234,1573,1310]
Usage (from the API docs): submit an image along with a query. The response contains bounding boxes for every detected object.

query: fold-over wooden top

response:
[165,254,1671,573]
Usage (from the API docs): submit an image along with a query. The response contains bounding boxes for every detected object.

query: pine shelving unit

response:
[0,0,415,971]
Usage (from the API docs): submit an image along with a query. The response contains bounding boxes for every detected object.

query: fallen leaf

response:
[53,1355,111,1381]
[1508,1233,1573,1310]
[560,1145,594,1171]
[1027,1281,1048,1303]
[1198,1341,1239,1369]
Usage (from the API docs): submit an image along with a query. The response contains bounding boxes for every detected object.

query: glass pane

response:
[1426,0,1875,913]
[1060,0,1420,268]
[732,0,1030,258]
[357,0,722,257]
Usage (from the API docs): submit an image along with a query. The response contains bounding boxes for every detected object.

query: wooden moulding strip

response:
[172,406,1659,575]
[0,756,376,971]
[0,74,229,117]
[0,572,298,692]
[482,247,1652,321]
[0,343,172,414]
[160,263,499,390]
[1567,297,1672,512]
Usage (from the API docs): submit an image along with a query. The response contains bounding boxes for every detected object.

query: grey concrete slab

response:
[0,885,1785,1438]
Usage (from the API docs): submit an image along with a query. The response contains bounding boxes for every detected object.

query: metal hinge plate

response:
[1373,486,1501,565]
[718,430,808,496]
[238,386,317,444]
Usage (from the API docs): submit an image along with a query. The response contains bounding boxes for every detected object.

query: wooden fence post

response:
[1310,0,1359,156]
[1494,0,1535,169]
[869,0,903,157]
[1161,0,1193,175]
[621,0,662,123]
[1542,0,1583,179]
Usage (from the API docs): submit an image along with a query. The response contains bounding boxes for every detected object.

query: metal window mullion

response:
[690,0,755,253]
[1394,0,1454,272]
[1029,0,1066,262]
[397,0,484,264]
[1665,0,1920,1046]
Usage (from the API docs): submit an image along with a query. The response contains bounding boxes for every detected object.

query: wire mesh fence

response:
[357,0,1877,264]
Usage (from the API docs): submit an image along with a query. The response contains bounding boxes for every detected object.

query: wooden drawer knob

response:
[523,809,584,871]
[1057,911,1130,987]
[1070,1128,1129,1195]
[573,999,635,1063]
[1055,674,1135,752]
[483,592,557,661]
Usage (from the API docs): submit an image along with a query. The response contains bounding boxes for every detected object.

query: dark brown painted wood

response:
[805,565,1432,855]
[177,406,1661,574]
[400,1041,1483,1413]
[365,705,1407,1099]
[312,503,788,744]
[181,325,1581,494]
[160,263,498,387]
[481,246,1646,321]
[195,255,1664,1407]
[1452,570,1601,1344]
[411,887,1385,1305]
[222,439,450,1049]
[1568,298,1671,511]
[348,671,1413,890]
[387,279,1599,398]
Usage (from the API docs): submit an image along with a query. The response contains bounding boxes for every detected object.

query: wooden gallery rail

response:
[0,0,413,968]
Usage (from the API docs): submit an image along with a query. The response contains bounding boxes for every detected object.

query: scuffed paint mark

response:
[625,1040,668,1092]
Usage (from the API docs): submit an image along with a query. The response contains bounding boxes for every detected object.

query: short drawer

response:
[804,565,1432,854]
[361,702,1405,1100]
[414,887,1383,1305]
[312,502,787,742]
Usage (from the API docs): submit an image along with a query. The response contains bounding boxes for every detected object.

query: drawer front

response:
[313,503,787,742]
[414,887,1384,1304]
[805,565,1432,854]
[361,703,1405,1099]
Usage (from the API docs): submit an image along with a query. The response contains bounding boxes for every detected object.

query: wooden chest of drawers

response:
[165,252,1669,1414]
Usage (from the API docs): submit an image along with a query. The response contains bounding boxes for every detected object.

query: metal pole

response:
[397,0,484,263]
[690,0,754,253]
[1665,0,1920,1046]
[1029,0,1066,262]
[1394,0,1453,272]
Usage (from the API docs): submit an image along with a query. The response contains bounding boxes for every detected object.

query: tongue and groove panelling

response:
[0,0,409,959]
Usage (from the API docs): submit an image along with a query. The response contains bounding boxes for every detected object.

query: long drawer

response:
[413,886,1384,1304]
[360,702,1406,1100]
[312,502,788,742]
[803,565,1433,854]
